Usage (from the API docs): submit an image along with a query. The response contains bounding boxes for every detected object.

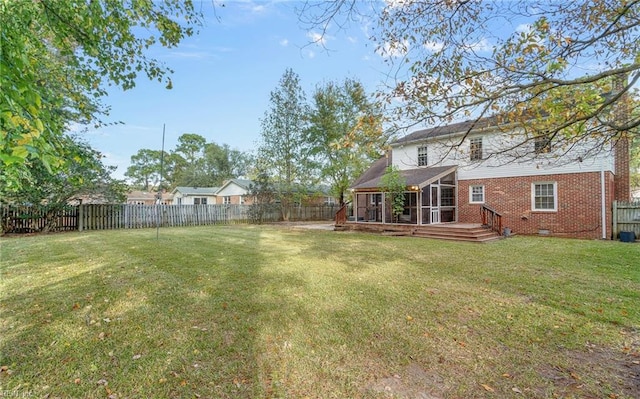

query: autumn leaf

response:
[481,384,495,392]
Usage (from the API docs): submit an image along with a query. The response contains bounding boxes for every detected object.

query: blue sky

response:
[85,1,392,179]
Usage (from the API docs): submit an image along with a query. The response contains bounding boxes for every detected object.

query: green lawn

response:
[1,225,639,398]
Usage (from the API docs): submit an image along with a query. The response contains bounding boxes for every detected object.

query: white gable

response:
[217,182,250,196]
[391,128,615,180]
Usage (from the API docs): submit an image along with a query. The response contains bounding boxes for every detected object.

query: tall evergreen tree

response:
[258,69,311,220]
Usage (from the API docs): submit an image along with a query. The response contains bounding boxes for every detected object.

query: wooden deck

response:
[335,222,503,243]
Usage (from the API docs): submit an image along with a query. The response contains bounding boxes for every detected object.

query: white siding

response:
[391,130,615,180]
[217,183,249,197]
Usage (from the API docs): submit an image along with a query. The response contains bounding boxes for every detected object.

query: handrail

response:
[480,204,503,235]
[335,204,348,225]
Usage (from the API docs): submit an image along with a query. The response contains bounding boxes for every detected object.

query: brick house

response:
[349,117,631,239]
[171,187,219,205]
[126,190,173,205]
[215,179,254,205]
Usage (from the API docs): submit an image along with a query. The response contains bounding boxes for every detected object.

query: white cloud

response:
[377,39,408,58]
[307,31,328,46]
[516,23,532,33]
[385,0,416,8]
[280,38,289,47]
[424,41,444,52]
[468,38,492,52]
[347,36,358,44]
[167,51,214,60]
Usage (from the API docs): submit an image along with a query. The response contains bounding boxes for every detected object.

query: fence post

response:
[78,204,84,231]
[612,200,618,239]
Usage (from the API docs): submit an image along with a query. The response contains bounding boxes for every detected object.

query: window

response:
[470,137,483,161]
[534,135,552,154]
[469,185,485,203]
[418,145,428,166]
[193,197,207,205]
[532,182,557,211]
[223,196,231,205]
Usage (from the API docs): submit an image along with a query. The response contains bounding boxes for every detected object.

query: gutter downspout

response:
[601,161,607,240]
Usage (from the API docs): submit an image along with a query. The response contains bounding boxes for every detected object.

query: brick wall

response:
[458,172,615,239]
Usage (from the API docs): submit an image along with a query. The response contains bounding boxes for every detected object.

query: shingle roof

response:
[350,155,457,190]
[227,179,253,190]
[392,114,506,146]
[172,186,220,195]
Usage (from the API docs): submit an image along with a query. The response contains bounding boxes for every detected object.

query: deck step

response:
[337,222,503,243]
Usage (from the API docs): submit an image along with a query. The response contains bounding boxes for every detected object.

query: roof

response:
[172,186,220,195]
[219,179,253,191]
[127,191,157,200]
[350,155,457,190]
[392,114,508,146]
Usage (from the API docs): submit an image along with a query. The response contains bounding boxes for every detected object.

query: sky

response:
[85,1,393,180]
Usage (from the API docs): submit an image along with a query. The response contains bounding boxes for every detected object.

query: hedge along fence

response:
[1,204,339,234]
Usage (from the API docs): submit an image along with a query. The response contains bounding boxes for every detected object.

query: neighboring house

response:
[215,179,254,205]
[349,117,631,239]
[126,190,173,205]
[302,185,338,206]
[171,187,218,205]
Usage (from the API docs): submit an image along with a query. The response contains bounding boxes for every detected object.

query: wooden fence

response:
[1,205,78,233]
[612,200,640,239]
[1,204,339,234]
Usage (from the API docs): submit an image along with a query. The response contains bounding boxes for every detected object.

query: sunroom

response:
[349,163,458,226]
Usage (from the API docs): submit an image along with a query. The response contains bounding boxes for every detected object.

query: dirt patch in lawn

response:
[535,338,640,399]
[364,335,639,399]
[365,362,445,399]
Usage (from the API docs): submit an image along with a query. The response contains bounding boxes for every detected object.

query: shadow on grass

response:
[0,227,309,398]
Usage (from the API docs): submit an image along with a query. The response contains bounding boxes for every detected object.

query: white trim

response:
[531,182,557,212]
[469,185,485,204]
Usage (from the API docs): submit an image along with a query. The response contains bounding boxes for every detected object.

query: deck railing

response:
[335,204,348,225]
[480,204,503,235]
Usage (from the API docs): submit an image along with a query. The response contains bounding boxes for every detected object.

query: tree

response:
[1,0,202,189]
[125,149,167,191]
[247,168,277,224]
[306,78,387,205]
[127,135,251,189]
[202,143,251,185]
[0,136,127,232]
[380,166,406,223]
[258,69,311,220]
[299,1,639,162]
[172,133,208,186]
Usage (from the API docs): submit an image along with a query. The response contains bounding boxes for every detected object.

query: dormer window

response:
[470,137,483,161]
[417,145,428,166]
